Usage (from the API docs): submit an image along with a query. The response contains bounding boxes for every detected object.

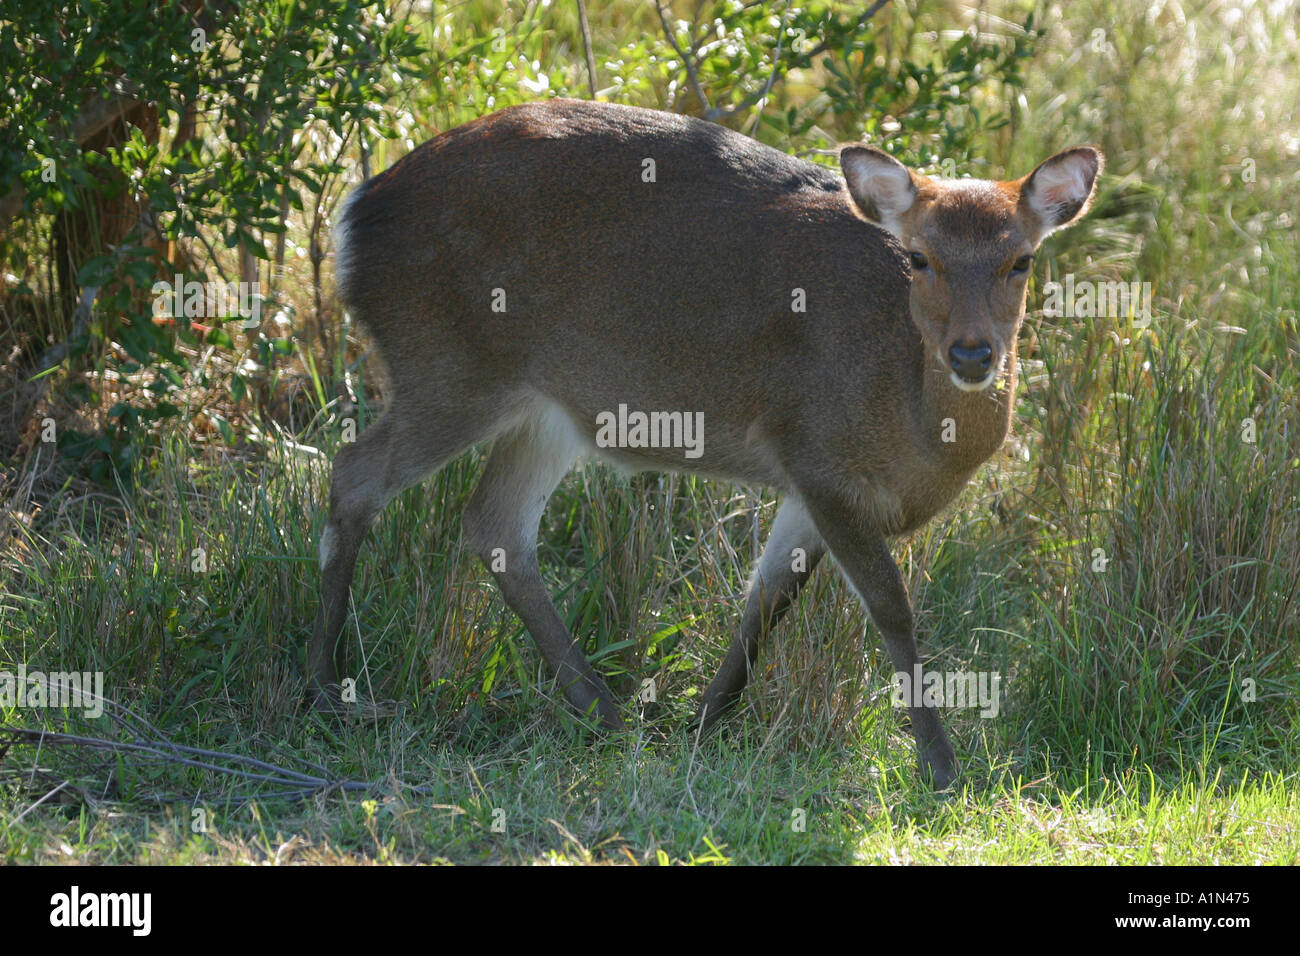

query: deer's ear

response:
[841,146,917,238]
[1019,147,1103,237]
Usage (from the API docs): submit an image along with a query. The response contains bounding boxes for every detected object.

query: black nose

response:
[949,343,993,381]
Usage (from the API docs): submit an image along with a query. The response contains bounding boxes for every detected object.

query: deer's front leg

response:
[697,496,826,729]
[801,490,959,790]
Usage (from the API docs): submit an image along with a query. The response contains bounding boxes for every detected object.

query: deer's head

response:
[842,145,1102,392]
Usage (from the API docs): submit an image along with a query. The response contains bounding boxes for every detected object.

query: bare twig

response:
[27,285,99,381]
[11,781,70,825]
[0,725,434,805]
[576,0,599,98]
[0,682,437,806]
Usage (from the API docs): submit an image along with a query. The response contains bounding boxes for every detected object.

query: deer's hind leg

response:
[462,402,623,729]
[311,389,510,704]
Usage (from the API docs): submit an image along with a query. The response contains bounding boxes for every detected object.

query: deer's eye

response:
[1011,254,1033,274]
[909,251,930,271]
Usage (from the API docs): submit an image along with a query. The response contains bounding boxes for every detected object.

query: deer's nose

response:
[948,343,993,381]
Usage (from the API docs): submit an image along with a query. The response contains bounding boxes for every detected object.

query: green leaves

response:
[2,0,422,482]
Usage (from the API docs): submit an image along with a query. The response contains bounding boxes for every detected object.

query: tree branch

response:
[806,0,892,59]
[655,1,712,114]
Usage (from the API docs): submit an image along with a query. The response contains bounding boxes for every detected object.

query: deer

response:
[312,98,1101,789]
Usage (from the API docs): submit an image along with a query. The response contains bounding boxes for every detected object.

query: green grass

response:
[2,0,1298,863]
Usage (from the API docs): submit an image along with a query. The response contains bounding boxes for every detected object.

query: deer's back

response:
[336,99,923,485]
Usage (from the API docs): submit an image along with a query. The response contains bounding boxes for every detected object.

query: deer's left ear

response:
[1019,147,1103,237]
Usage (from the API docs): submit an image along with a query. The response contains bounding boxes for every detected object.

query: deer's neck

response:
[912,343,1017,475]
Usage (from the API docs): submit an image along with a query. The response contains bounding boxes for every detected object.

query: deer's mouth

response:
[949,370,997,392]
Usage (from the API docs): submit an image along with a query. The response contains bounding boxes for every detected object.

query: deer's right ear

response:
[841,146,917,238]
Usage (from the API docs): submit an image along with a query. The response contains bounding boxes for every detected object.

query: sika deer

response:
[313,99,1101,788]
